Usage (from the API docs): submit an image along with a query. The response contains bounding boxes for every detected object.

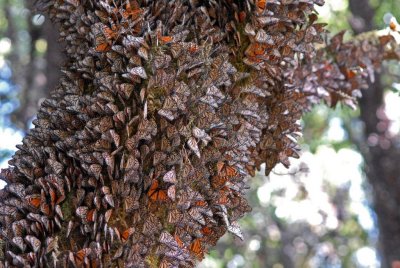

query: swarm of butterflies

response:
[0,0,399,267]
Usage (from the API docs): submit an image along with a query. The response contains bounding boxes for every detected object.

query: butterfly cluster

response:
[0,0,399,267]
[291,30,400,111]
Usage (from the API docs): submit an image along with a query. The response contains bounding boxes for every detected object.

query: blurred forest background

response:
[0,0,400,267]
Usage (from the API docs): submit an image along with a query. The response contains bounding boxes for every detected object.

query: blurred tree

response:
[1,0,63,132]
[348,0,400,266]
[0,0,63,167]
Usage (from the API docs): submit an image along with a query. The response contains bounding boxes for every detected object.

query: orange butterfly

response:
[26,194,41,208]
[257,0,266,10]
[49,188,56,207]
[73,248,91,266]
[121,227,135,243]
[216,186,231,205]
[344,68,357,79]
[159,35,173,44]
[195,200,207,207]
[216,161,238,177]
[122,0,143,20]
[147,180,168,202]
[102,23,119,41]
[216,193,229,205]
[174,234,184,248]
[201,226,213,236]
[190,239,205,260]
[390,20,398,31]
[246,43,266,58]
[95,41,111,52]
[211,175,228,189]
[188,43,199,53]
[238,11,246,23]
[86,209,96,222]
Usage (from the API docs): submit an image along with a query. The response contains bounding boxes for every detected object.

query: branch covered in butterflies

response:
[1,1,399,267]
[293,24,400,110]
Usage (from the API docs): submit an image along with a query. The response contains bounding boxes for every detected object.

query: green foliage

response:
[301,104,359,153]
[315,1,351,34]
[370,0,400,28]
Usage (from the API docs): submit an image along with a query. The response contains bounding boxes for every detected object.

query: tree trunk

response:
[349,0,400,266]
[7,0,63,131]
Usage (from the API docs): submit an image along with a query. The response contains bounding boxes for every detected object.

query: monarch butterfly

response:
[12,221,26,237]
[25,235,41,253]
[168,209,183,224]
[6,183,26,198]
[227,221,244,240]
[195,200,207,207]
[76,206,89,219]
[121,227,135,243]
[40,202,51,216]
[129,66,148,79]
[45,236,58,254]
[25,194,41,208]
[158,258,172,268]
[281,44,292,57]
[216,192,229,205]
[142,214,162,236]
[189,239,205,260]
[163,169,176,184]
[159,36,174,44]
[102,23,119,41]
[379,35,394,46]
[188,207,206,225]
[188,43,199,53]
[160,137,172,152]
[74,248,91,266]
[167,185,176,201]
[55,205,63,221]
[238,11,246,23]
[174,234,184,248]
[122,0,143,20]
[105,209,113,223]
[245,164,256,177]
[187,137,201,158]
[66,220,74,238]
[95,41,111,52]
[201,226,212,236]
[147,180,168,202]
[256,0,266,10]
[216,161,238,178]
[211,175,228,189]
[86,209,96,222]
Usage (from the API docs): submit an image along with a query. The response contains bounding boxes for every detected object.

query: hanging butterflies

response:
[25,194,41,209]
[163,169,177,184]
[189,239,205,260]
[25,235,41,253]
[227,221,244,240]
[147,180,168,202]
[187,138,201,158]
[3,0,396,266]
[121,227,135,243]
[216,161,238,178]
